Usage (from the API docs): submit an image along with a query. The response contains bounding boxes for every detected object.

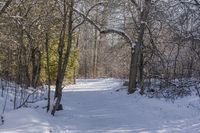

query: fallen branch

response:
[16,89,37,109]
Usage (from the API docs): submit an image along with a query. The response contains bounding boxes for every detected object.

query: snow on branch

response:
[73,5,135,47]
[100,29,135,47]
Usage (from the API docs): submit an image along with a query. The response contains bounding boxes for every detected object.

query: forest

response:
[0,0,200,132]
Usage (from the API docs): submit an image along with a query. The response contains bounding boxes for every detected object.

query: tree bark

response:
[128,46,139,94]
[52,0,74,116]
[128,0,151,94]
[45,32,51,112]
[30,48,41,88]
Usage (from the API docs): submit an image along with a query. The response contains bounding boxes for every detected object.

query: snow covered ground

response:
[1,78,200,133]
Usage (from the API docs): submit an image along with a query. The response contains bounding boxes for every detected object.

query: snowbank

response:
[0,78,200,133]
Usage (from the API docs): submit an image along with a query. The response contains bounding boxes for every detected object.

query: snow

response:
[1,78,200,133]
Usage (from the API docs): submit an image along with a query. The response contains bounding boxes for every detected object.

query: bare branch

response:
[16,90,37,109]
[0,0,12,16]
[100,29,135,47]
[72,2,105,31]
[130,0,141,11]
[73,8,135,47]
[194,0,200,5]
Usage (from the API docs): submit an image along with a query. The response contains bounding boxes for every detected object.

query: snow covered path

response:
[1,79,200,133]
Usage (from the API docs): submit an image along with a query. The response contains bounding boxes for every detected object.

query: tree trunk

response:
[93,6,99,79]
[139,50,144,95]
[93,27,98,78]
[31,49,41,88]
[54,0,68,99]
[45,32,51,112]
[52,0,74,116]
[129,0,151,94]
[128,46,139,94]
